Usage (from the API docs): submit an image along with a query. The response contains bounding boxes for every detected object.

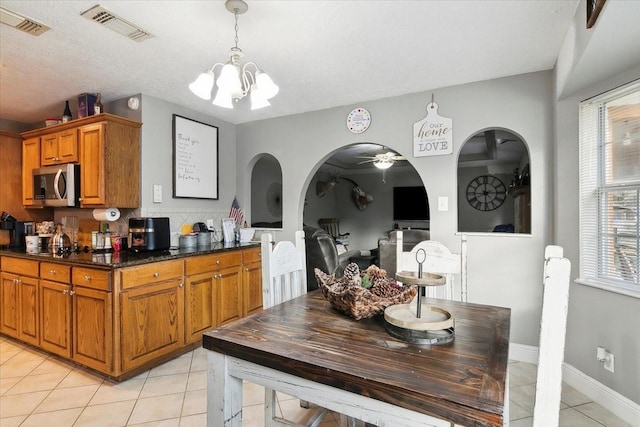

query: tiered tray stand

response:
[384,250,455,344]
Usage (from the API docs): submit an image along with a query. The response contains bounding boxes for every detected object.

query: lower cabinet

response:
[120,279,185,371]
[185,272,216,344]
[0,258,39,346]
[1,247,261,379]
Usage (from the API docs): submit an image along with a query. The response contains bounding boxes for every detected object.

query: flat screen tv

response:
[393,186,430,221]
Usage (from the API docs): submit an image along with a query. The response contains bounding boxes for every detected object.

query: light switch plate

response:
[438,196,448,211]
[153,184,162,203]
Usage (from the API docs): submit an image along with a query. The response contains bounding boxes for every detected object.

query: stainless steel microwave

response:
[32,164,80,207]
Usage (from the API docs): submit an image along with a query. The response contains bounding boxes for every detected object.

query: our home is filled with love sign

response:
[413,102,453,157]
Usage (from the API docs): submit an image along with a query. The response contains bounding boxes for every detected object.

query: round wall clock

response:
[346,108,371,134]
[466,175,507,211]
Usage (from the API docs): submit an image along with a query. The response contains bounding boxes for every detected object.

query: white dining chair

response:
[261,231,329,427]
[395,231,468,302]
[532,245,572,427]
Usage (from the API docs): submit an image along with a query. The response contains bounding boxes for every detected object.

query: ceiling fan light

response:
[212,90,234,109]
[374,160,393,169]
[189,70,215,100]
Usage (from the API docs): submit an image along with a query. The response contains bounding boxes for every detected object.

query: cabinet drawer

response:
[185,251,242,275]
[72,267,111,291]
[243,247,261,264]
[1,257,39,277]
[119,260,183,289]
[40,262,71,283]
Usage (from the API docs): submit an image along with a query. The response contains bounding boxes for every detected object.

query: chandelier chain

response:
[234,11,240,50]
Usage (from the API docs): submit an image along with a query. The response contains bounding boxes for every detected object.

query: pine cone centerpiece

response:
[315,263,417,320]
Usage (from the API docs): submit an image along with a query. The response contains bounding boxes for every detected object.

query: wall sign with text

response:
[413,102,453,157]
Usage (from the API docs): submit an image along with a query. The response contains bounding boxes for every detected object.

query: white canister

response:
[25,235,40,254]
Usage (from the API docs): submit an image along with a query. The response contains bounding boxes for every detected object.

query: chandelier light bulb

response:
[212,90,234,109]
[250,85,271,110]
[255,71,279,100]
[189,70,215,100]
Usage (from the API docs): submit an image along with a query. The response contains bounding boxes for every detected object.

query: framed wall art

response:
[172,114,219,199]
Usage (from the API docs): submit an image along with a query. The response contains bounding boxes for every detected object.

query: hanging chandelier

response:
[189,0,279,110]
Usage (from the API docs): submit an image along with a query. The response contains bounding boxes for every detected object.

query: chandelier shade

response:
[188,0,278,110]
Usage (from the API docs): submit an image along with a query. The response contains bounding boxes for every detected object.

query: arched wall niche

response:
[250,154,283,229]
[457,128,531,234]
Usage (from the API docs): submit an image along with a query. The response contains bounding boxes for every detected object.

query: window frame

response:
[578,81,640,297]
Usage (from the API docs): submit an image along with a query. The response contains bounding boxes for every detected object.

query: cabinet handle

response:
[62,289,68,295]
[84,275,91,281]
[153,272,159,278]
[49,269,56,275]
[69,290,75,296]
[245,268,249,272]
[216,260,221,265]
[179,282,184,288]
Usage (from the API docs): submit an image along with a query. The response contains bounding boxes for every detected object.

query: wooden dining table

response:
[203,290,511,427]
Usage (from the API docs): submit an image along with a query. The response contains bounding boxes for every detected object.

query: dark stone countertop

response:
[0,242,260,269]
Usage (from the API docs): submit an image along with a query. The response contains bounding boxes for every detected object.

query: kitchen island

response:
[0,242,262,380]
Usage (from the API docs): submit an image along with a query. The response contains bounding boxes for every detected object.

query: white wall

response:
[237,71,554,346]
[554,65,640,404]
[138,94,238,235]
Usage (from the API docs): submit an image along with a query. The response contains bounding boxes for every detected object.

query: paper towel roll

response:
[92,208,121,222]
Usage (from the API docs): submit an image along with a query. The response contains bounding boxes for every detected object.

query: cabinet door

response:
[120,279,184,371]
[243,261,263,317]
[217,266,242,326]
[58,129,78,163]
[185,272,216,344]
[18,276,39,346]
[22,138,40,205]
[41,133,59,165]
[78,123,105,206]
[40,280,72,358]
[73,286,112,373]
[0,272,19,337]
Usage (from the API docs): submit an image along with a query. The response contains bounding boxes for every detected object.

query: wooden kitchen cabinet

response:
[78,116,141,208]
[41,128,78,165]
[71,266,113,373]
[0,257,39,346]
[118,259,184,371]
[242,247,263,317]
[40,262,72,358]
[184,271,216,344]
[21,113,141,209]
[22,137,40,206]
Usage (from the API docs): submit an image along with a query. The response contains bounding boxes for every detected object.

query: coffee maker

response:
[0,212,34,249]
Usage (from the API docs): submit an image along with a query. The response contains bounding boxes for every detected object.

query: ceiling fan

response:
[357,150,405,169]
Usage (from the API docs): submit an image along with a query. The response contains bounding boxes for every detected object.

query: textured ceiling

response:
[0,0,588,126]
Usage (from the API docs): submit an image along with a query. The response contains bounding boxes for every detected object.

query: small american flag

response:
[229,196,244,225]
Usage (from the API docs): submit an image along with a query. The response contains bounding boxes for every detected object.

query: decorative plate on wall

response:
[347,108,371,134]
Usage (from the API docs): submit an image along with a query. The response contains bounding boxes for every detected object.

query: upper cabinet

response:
[41,128,78,165]
[21,114,142,209]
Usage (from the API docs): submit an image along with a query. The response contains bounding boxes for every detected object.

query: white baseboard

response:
[509,343,640,426]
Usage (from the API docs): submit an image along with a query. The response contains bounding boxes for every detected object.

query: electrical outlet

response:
[596,346,615,373]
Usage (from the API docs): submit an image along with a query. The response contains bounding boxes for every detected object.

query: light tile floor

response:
[0,335,632,427]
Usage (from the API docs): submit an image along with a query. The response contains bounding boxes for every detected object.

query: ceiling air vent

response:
[0,7,51,36]
[81,5,154,42]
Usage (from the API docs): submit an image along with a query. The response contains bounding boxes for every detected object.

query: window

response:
[579,81,640,294]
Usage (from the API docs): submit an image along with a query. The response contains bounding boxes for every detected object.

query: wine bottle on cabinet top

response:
[94,93,103,114]
[62,100,72,122]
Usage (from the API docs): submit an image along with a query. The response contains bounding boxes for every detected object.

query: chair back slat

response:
[395,231,467,301]
[261,231,307,309]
